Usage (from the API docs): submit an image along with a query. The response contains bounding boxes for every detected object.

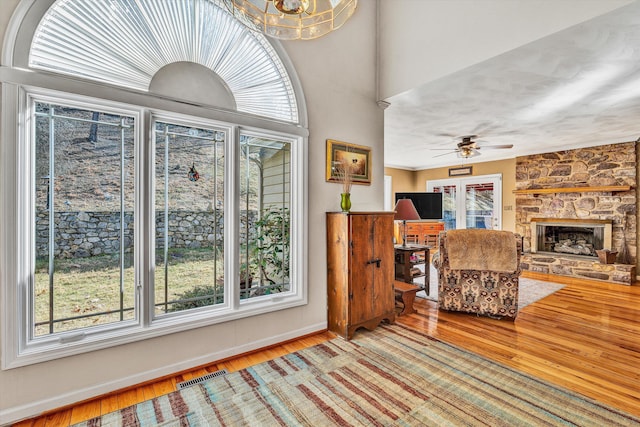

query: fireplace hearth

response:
[530,218,612,258]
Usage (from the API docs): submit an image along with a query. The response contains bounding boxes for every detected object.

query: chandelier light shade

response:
[394,199,421,247]
[222,0,358,40]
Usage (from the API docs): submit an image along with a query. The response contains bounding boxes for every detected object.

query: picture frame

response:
[449,166,473,176]
[326,139,372,185]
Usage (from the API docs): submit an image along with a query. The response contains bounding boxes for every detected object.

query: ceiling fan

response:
[433,135,513,158]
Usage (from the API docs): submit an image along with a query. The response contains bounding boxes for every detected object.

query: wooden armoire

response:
[326,211,396,339]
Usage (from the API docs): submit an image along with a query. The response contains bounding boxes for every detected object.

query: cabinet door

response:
[349,214,394,325]
[349,214,376,326]
[372,215,394,315]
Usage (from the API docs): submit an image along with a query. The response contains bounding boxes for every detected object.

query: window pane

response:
[34,103,135,336]
[465,182,495,229]
[433,185,457,230]
[154,122,225,314]
[240,135,291,299]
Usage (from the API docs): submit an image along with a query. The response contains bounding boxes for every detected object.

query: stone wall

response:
[515,142,637,284]
[36,210,257,258]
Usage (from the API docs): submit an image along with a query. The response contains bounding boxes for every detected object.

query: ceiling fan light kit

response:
[457,146,478,158]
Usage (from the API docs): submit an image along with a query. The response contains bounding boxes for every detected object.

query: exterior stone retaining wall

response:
[515,142,637,285]
[36,210,257,258]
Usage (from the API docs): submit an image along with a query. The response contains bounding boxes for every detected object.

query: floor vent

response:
[176,369,228,390]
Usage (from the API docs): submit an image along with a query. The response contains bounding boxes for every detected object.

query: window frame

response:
[1,85,307,369]
[28,91,142,340]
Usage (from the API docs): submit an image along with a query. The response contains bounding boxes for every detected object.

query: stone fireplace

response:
[515,142,637,285]
[530,218,612,257]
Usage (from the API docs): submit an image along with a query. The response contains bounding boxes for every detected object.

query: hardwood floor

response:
[13,272,640,426]
[404,271,640,418]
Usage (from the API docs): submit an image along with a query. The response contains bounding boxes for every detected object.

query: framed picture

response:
[449,166,473,176]
[326,139,372,185]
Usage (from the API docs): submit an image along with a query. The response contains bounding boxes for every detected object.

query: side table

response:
[394,280,421,316]
[394,245,430,292]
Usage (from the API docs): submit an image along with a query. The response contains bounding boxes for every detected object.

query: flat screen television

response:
[395,192,443,220]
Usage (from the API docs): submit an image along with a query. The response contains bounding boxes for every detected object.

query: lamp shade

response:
[394,199,421,221]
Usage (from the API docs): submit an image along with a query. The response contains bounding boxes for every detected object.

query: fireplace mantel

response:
[530,218,612,225]
[513,185,631,195]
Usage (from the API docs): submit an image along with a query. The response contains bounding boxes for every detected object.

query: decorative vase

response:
[340,192,351,212]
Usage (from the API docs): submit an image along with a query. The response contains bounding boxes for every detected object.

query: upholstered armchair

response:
[433,229,523,319]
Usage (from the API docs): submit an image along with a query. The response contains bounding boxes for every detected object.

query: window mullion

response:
[163,125,170,314]
[141,110,153,328]
[47,107,55,335]
[119,118,126,321]
[227,126,239,309]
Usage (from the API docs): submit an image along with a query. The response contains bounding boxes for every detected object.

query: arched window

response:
[29,0,299,122]
[1,0,308,368]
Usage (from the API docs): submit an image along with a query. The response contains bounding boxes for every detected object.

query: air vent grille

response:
[176,369,228,390]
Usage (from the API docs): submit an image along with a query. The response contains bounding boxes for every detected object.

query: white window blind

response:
[29,0,298,122]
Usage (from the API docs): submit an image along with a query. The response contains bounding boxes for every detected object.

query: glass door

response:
[427,174,502,230]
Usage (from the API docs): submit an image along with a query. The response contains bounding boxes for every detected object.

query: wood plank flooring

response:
[402,271,640,418]
[13,272,640,426]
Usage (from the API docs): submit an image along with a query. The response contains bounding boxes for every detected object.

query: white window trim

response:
[1,85,307,370]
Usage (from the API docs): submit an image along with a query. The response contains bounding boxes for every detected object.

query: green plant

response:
[252,207,290,289]
[168,285,222,311]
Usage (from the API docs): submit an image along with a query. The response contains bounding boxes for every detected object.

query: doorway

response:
[427,174,502,230]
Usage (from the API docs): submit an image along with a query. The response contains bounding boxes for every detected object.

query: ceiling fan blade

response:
[471,122,494,135]
[480,144,513,149]
[433,151,456,158]
[436,132,458,138]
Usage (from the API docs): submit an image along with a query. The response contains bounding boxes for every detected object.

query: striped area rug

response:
[75,324,639,426]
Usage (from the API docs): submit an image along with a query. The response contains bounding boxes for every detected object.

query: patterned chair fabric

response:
[432,230,523,319]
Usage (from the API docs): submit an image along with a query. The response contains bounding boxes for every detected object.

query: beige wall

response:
[384,167,417,195]
[386,159,517,232]
[0,1,384,422]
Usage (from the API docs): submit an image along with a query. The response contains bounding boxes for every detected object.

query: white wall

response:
[377,0,633,100]
[0,1,384,423]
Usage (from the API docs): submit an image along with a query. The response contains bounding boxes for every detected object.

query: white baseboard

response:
[0,322,327,426]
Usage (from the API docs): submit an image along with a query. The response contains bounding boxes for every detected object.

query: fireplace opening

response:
[538,225,603,256]
[530,218,612,257]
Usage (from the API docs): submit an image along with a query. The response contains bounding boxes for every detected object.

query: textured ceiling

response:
[383,2,640,170]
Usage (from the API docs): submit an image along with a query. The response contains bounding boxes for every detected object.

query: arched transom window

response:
[29,0,299,123]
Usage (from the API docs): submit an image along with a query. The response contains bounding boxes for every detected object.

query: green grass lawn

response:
[34,248,225,336]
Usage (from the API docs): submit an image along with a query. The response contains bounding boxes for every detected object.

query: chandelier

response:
[222,0,358,40]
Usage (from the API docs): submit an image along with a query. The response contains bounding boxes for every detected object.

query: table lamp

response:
[394,198,421,247]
